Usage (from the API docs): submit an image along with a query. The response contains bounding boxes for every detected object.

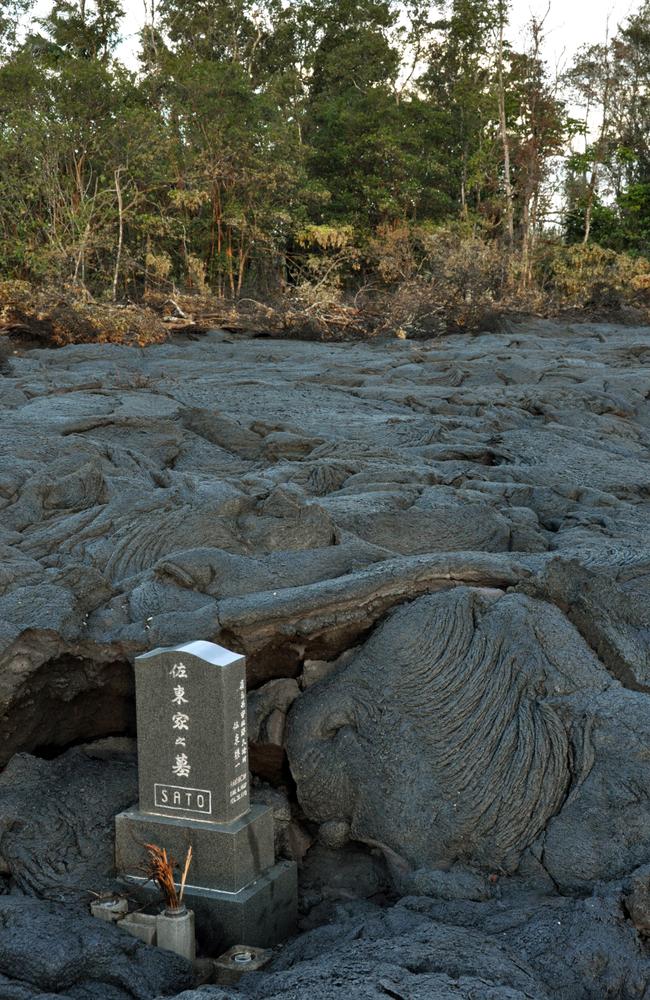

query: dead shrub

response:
[629,269,650,306]
[145,252,174,286]
[0,282,168,347]
[186,254,208,293]
[373,228,510,336]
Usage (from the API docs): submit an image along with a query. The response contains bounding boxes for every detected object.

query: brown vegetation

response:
[0,282,168,347]
[141,843,192,911]
[1,235,649,351]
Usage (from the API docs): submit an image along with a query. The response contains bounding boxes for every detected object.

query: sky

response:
[31,0,639,69]
[509,0,637,72]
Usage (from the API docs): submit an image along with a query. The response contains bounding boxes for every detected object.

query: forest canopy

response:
[0,0,649,338]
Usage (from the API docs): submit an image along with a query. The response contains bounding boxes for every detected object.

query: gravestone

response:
[133,641,250,824]
[115,641,297,953]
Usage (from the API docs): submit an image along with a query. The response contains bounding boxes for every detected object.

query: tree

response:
[32,0,125,61]
[297,0,449,232]
[0,0,646,312]
[610,1,650,253]
[565,3,650,255]
[142,0,307,296]
[421,0,500,220]
[566,37,617,244]
[0,0,173,292]
[494,0,514,242]
[0,0,34,52]
[509,11,570,281]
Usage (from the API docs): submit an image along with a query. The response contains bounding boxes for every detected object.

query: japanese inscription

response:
[169,661,192,779]
[230,678,249,808]
[134,641,251,823]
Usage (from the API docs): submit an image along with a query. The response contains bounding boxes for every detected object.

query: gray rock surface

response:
[287,586,650,889]
[2,322,650,997]
[247,679,300,745]
[0,894,193,999]
[1,322,648,762]
[164,888,650,999]
[0,741,137,901]
[251,782,313,864]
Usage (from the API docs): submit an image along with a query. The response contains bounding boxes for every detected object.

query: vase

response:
[156,905,196,961]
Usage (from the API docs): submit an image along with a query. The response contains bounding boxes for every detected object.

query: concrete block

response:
[156,907,196,961]
[214,945,272,985]
[121,912,157,946]
[90,897,128,924]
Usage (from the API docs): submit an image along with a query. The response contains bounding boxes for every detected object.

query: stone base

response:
[214,945,273,985]
[121,860,297,955]
[115,804,274,893]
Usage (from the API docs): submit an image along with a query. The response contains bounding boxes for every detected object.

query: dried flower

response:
[141,843,193,910]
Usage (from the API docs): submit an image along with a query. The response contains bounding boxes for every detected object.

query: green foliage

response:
[537,242,650,310]
[0,0,646,319]
[564,2,650,254]
[30,0,124,61]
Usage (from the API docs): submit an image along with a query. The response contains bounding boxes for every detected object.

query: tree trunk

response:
[460,146,468,220]
[112,168,124,302]
[496,9,515,245]
[584,35,613,244]
[226,227,235,297]
[528,183,540,284]
[237,228,248,296]
[521,195,531,287]
[74,221,91,287]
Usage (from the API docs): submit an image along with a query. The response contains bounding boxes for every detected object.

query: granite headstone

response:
[114,640,297,953]
[134,641,250,823]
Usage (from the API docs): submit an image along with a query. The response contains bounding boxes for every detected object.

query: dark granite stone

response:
[117,639,297,949]
[115,803,275,893]
[135,641,250,824]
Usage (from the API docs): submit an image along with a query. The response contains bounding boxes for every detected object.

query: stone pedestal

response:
[115,803,275,893]
[121,860,297,954]
[114,640,297,955]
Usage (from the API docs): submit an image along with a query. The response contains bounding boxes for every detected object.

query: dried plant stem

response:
[142,843,193,911]
[179,846,193,905]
